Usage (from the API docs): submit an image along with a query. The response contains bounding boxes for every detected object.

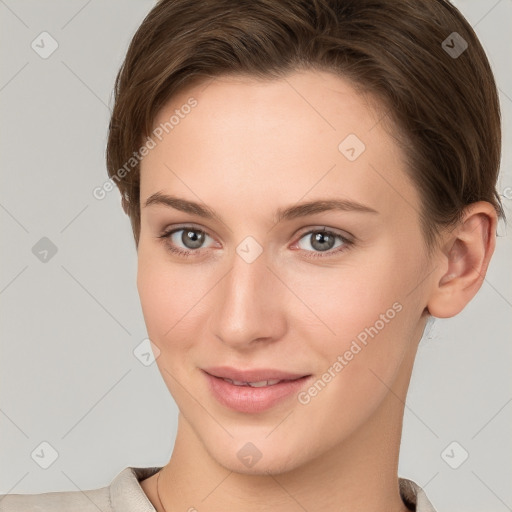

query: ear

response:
[426,201,497,318]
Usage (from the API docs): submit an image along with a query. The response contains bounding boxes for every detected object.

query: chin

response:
[205,436,312,477]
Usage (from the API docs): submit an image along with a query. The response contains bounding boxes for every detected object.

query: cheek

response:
[136,245,219,352]
[277,256,406,341]
[290,268,414,442]
[136,249,210,399]
[137,247,187,339]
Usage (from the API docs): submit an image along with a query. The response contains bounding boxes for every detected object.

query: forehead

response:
[141,70,419,224]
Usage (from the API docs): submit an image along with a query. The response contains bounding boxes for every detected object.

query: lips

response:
[202,366,309,384]
[203,369,313,413]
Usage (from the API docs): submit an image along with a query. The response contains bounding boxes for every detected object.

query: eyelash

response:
[157,226,354,259]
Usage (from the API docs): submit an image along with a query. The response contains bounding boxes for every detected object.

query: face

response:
[137,70,432,474]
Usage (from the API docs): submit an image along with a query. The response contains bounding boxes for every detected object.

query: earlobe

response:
[426,202,497,319]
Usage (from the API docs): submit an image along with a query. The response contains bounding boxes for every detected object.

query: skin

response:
[135,70,497,512]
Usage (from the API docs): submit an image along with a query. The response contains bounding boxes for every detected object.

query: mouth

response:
[201,367,312,413]
[202,366,310,383]
[218,377,300,387]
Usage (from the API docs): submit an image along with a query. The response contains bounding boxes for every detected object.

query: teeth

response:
[222,378,282,387]
[248,379,281,387]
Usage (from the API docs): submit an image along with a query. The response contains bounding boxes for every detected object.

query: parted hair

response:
[106,0,505,250]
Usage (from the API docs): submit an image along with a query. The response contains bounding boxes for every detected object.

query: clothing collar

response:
[110,466,436,512]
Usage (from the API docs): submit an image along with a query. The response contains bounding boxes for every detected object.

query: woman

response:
[0,0,505,510]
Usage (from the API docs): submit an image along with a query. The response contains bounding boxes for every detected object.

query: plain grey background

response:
[0,1,511,510]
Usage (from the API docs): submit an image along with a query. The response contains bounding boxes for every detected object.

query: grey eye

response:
[169,228,211,250]
[297,230,344,252]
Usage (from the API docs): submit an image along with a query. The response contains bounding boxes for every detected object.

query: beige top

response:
[0,466,437,511]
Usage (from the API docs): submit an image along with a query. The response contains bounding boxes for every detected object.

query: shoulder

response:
[0,466,162,512]
[0,485,111,512]
[399,477,437,512]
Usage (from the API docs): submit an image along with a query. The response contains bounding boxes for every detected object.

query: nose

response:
[208,249,288,350]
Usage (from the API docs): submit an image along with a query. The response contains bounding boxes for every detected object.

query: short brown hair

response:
[106,0,505,250]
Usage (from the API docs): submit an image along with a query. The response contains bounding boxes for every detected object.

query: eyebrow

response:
[143,191,379,223]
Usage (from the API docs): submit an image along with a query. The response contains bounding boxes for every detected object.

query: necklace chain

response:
[156,470,168,512]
